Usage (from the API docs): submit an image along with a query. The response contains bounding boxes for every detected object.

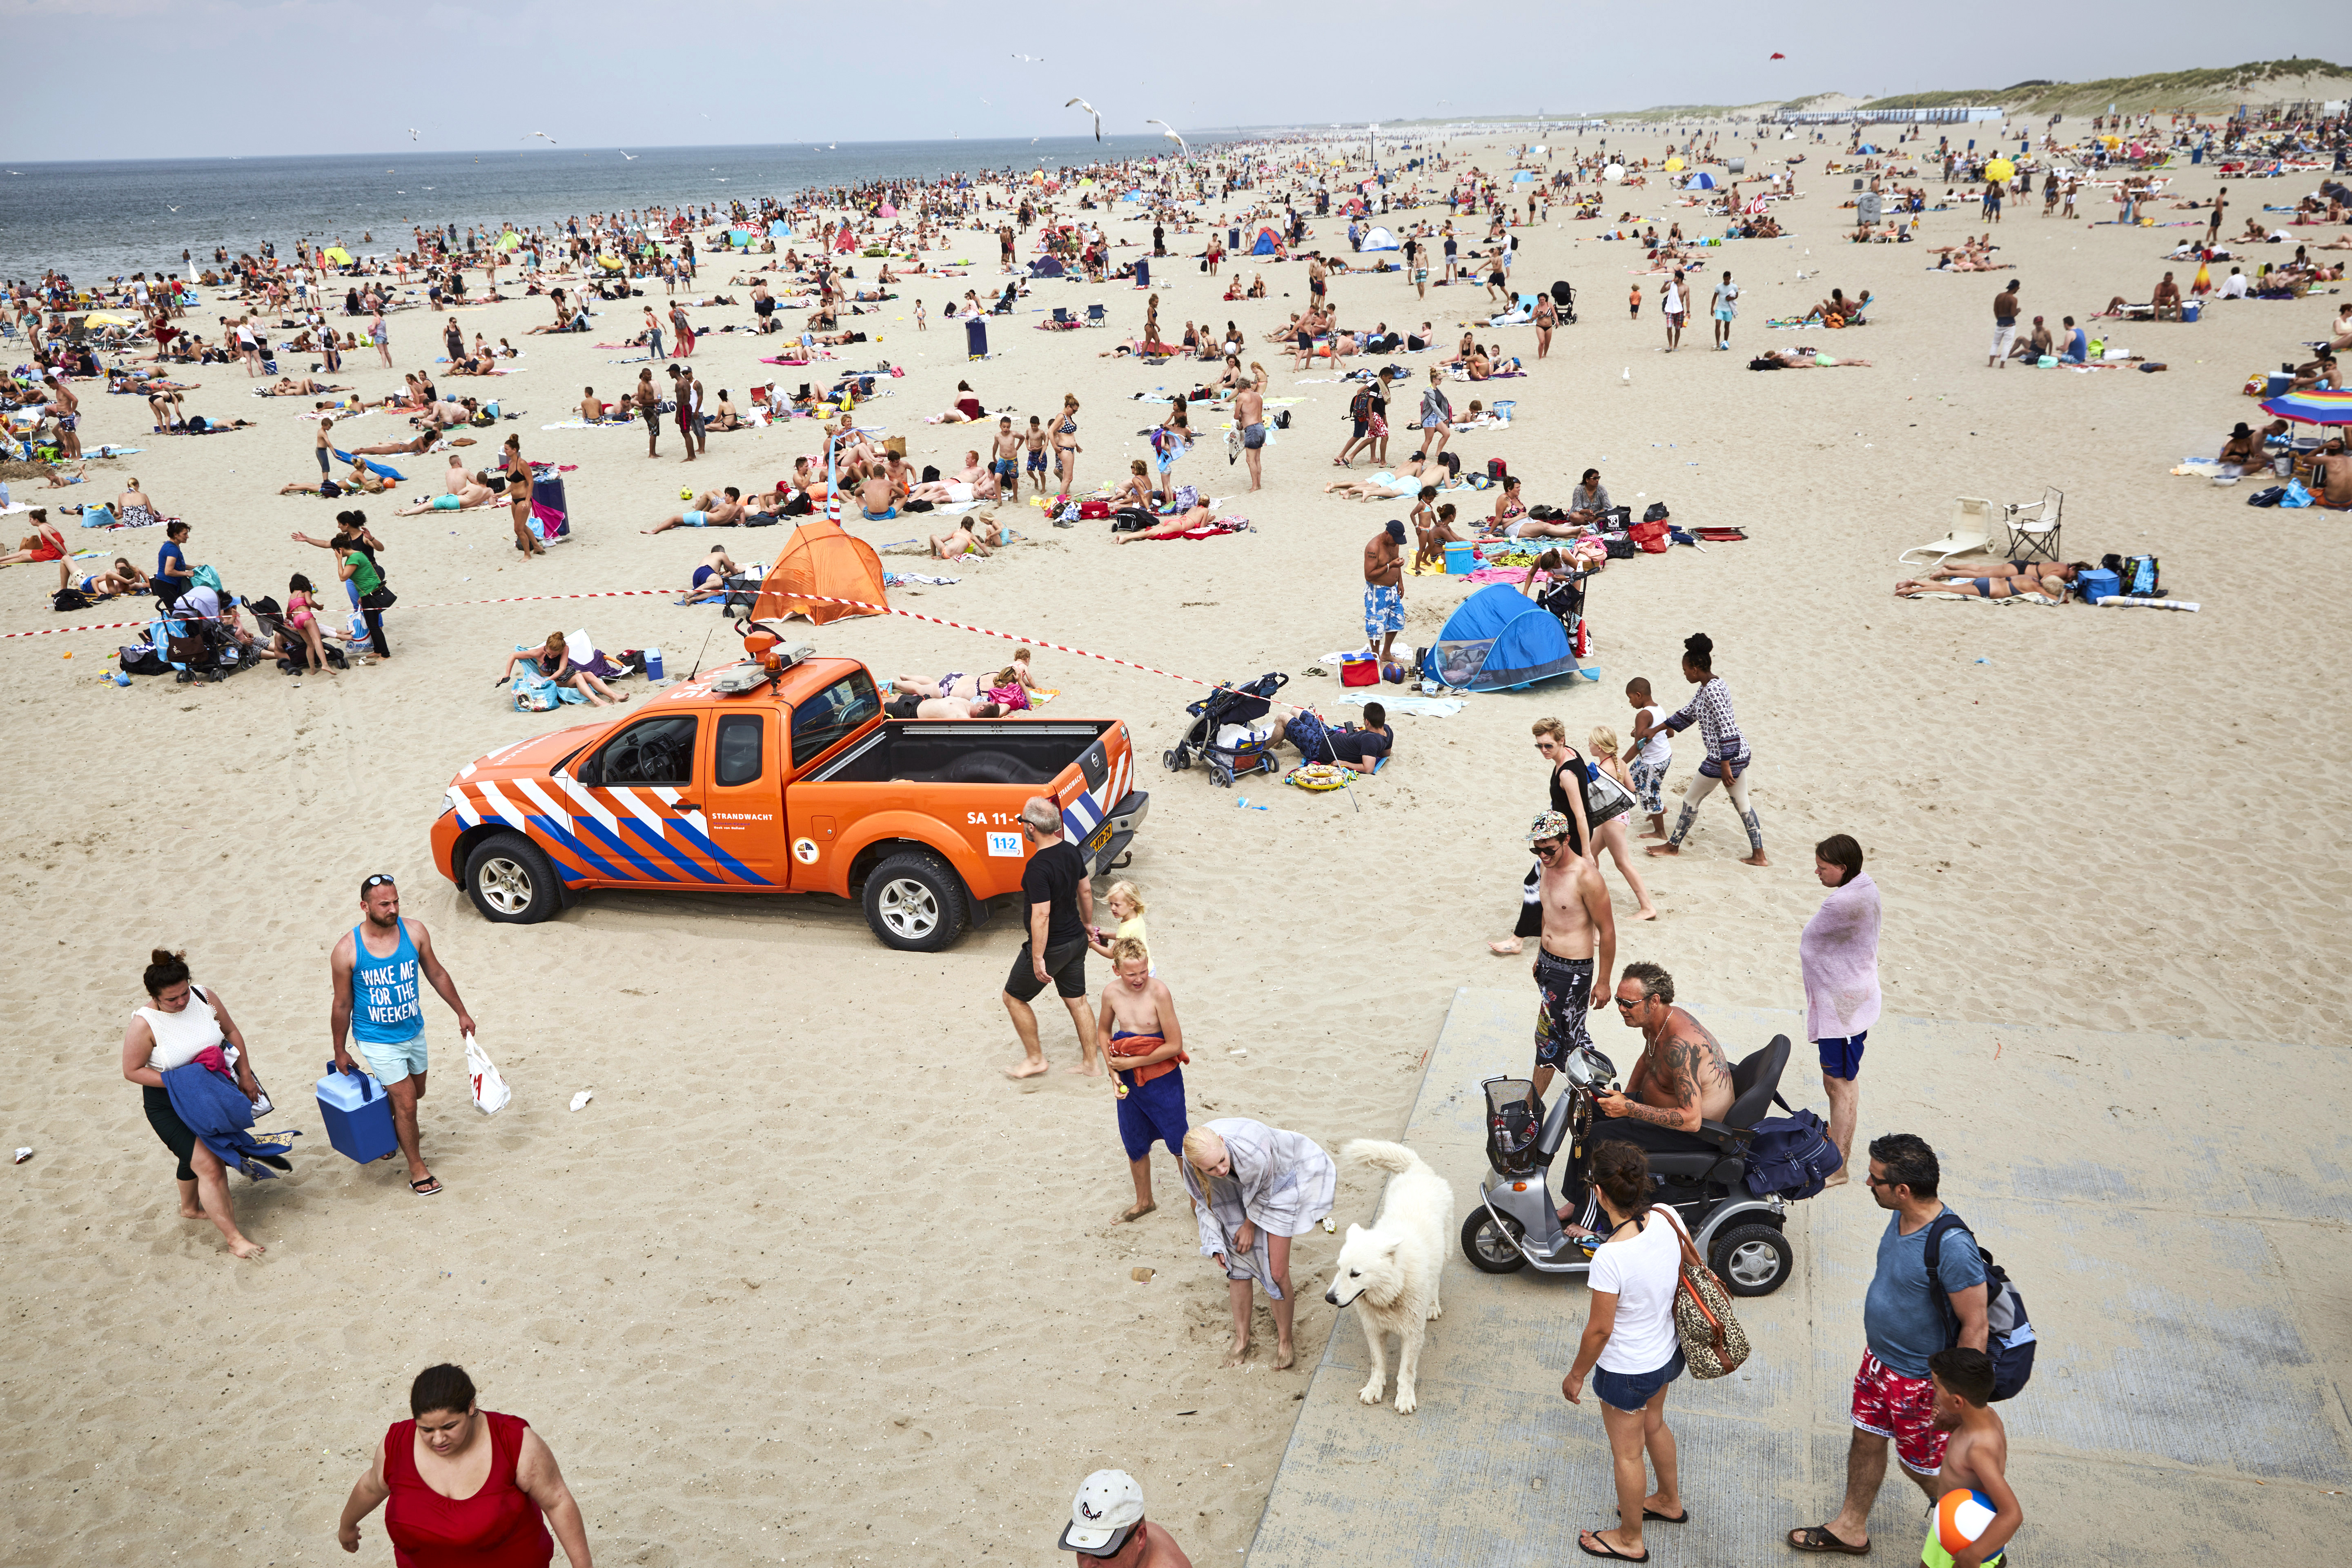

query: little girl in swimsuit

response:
[285,573,333,673]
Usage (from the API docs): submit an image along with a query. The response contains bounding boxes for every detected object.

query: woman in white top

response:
[119,948,267,1258]
[1562,1141,1688,1562]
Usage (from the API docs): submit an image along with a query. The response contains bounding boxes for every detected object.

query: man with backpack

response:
[1788,1133,1988,1557]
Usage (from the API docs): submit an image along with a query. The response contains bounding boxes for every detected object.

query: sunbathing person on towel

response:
[1892,570,2069,601]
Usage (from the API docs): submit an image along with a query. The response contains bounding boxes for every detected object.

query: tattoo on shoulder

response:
[1656,1041,1697,1107]
[1673,1021,1730,1082]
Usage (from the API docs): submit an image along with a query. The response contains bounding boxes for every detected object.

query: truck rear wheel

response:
[863,850,967,951]
[464,833,562,925]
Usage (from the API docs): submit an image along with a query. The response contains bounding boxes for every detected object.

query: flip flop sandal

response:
[1787,1525,1869,1555]
[1621,1507,1689,1525]
[1576,1531,1648,1562]
[409,1176,443,1196]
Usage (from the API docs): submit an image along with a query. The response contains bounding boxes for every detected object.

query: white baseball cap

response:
[1058,1470,1145,1557]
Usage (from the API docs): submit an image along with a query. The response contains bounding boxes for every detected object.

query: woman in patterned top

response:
[1646,632,1767,866]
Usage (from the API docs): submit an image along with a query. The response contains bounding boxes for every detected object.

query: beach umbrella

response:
[2261,388,2352,425]
[1664,156,1684,172]
[1602,164,1624,182]
[323,246,352,265]
[878,203,897,217]
[1984,158,2016,181]
[85,312,134,327]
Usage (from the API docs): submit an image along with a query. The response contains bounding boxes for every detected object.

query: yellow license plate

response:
[1085,820,1114,853]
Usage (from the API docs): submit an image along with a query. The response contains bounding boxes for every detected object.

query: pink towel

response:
[1799,873,1882,1042]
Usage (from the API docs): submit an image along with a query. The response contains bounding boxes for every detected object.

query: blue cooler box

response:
[2075,567,2121,603]
[316,1062,399,1164]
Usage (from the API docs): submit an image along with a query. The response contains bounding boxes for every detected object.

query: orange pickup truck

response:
[430,644,1149,950]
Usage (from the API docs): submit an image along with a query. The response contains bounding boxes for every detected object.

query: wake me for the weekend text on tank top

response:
[351,921,423,1043]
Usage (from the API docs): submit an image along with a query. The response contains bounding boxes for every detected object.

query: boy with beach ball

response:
[1922,1347,2023,1568]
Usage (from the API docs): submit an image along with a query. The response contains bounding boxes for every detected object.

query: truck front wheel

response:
[464,833,563,924]
[862,850,968,951]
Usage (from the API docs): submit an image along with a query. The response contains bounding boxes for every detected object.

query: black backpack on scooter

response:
[1924,1212,2038,1402]
[1742,1105,1843,1200]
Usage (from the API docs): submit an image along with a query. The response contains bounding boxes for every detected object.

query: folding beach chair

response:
[1898,497,1997,570]
[1050,306,1072,327]
[1085,304,1106,327]
[2002,487,2064,565]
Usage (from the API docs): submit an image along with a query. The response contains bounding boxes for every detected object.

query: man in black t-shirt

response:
[1003,796,1098,1080]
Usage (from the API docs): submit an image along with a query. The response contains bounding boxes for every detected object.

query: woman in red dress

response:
[336,1364,592,1567]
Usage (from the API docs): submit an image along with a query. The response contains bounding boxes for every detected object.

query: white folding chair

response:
[2004,487,2064,564]
[1898,496,1997,570]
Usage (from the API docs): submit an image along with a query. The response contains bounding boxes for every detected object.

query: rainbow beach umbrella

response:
[2261,388,2352,425]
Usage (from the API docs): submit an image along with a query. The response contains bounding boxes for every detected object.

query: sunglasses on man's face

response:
[1612,994,1645,1011]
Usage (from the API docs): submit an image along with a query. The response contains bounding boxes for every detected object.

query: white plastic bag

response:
[464,1032,511,1116]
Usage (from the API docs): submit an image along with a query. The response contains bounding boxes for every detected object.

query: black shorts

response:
[1005,938,1087,1002]
[144,1084,198,1181]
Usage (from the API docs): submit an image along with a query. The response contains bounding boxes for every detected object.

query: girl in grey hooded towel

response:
[1181,1118,1336,1370]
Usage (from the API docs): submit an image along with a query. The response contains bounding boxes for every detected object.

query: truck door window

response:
[788,671,881,766]
[715,713,764,786]
[595,716,699,786]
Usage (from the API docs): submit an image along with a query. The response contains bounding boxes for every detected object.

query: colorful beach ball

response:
[1602,164,1625,182]
[1984,158,2016,182]
[1664,157,1684,172]
[1923,1489,1998,1568]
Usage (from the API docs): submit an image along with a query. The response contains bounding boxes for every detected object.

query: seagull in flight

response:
[408,129,420,140]
[1148,119,1186,154]
[531,131,557,144]
[1013,52,1043,62]
[167,205,181,212]
[619,150,638,160]
[1066,97,1100,140]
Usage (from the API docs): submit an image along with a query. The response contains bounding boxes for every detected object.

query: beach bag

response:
[1748,355,1788,370]
[1581,762,1636,828]
[1604,535,1637,559]
[120,643,168,676]
[1173,483,1199,510]
[1642,501,1670,524]
[2120,554,2162,597]
[463,1031,511,1116]
[1742,1106,1844,1199]
[510,668,560,711]
[53,587,93,612]
[1078,498,1111,520]
[1925,1213,2038,1402]
[361,584,397,610]
[2281,479,2314,508]
[2245,485,2286,508]
[1628,519,1670,554]
[1670,1214,1750,1379]
[1487,458,1508,481]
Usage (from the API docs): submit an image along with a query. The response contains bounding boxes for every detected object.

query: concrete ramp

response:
[1246,989,2352,1566]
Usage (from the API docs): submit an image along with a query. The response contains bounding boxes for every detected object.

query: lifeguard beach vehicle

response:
[430,635,1148,951]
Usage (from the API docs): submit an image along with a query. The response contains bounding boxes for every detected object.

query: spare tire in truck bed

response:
[936,750,1048,785]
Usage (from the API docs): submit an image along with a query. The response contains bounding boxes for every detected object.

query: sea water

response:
[0,135,1229,283]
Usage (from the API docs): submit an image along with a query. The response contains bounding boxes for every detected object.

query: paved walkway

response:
[1245,987,2352,1566]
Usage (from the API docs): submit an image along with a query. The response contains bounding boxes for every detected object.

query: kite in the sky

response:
[1771,52,1786,59]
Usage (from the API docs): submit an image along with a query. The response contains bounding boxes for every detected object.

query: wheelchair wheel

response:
[1709,1223,1793,1297]
[1461,1207,1529,1274]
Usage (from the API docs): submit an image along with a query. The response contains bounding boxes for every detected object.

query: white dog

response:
[1325,1139,1454,1414]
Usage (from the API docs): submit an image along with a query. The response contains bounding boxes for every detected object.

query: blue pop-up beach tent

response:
[1422,584,1587,691]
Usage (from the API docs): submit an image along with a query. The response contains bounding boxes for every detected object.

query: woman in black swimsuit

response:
[1492,716,1595,954]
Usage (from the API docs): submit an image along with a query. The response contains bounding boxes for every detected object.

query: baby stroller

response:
[156,604,255,683]
[1549,278,1578,324]
[1535,566,1592,664]
[1163,671,1286,787]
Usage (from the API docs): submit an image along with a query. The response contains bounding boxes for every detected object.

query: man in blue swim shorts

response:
[1363,517,1406,664]
[642,487,743,534]
[1097,938,1189,1224]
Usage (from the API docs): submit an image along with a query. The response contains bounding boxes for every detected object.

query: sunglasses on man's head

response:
[363,874,395,889]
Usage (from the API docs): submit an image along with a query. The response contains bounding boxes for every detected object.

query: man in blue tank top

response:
[331,874,476,1196]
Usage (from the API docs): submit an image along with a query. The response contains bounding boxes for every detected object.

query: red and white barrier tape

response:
[6,586,1311,708]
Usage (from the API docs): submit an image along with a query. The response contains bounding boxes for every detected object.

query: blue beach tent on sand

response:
[1421,583,1594,691]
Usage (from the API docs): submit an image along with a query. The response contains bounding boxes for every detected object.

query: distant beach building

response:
[1765,105,2004,126]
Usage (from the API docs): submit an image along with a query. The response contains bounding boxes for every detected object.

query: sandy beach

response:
[4,119,2350,1566]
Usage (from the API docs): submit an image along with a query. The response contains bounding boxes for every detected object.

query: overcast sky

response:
[4,2,2348,163]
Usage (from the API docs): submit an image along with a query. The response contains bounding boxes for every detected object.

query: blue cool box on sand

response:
[316,1062,399,1164]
